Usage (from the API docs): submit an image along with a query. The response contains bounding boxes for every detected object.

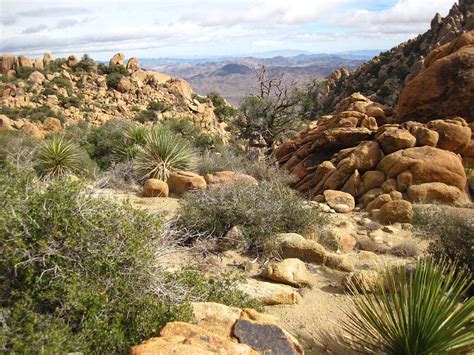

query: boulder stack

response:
[274,33,472,219]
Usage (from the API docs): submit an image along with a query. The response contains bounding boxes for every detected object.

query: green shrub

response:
[51,76,73,95]
[16,104,65,123]
[0,173,191,353]
[177,180,324,251]
[0,171,261,353]
[99,63,129,76]
[207,91,237,122]
[35,135,95,179]
[86,119,137,169]
[73,54,96,73]
[137,109,158,123]
[191,93,208,104]
[197,149,295,186]
[412,206,473,275]
[44,58,67,74]
[135,129,195,181]
[343,258,474,354]
[0,130,39,169]
[148,100,169,112]
[15,66,39,80]
[106,72,123,90]
[58,94,82,108]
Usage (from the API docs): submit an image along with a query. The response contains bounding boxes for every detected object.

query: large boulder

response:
[1,53,14,75]
[167,171,207,195]
[115,76,131,92]
[42,117,61,132]
[238,278,302,305]
[109,52,125,66]
[143,178,169,197]
[0,115,12,130]
[67,55,78,67]
[323,190,355,213]
[397,32,474,122]
[268,233,327,265]
[260,258,311,287]
[407,182,463,204]
[378,146,467,192]
[379,200,413,224]
[204,171,257,187]
[28,71,45,84]
[376,128,416,154]
[17,55,32,68]
[427,118,472,153]
[43,52,53,66]
[126,57,140,72]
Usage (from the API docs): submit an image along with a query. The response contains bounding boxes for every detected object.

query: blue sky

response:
[0,0,456,60]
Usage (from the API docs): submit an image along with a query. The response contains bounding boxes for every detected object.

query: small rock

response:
[238,278,302,305]
[143,178,169,197]
[323,190,355,213]
[167,171,207,195]
[261,258,311,288]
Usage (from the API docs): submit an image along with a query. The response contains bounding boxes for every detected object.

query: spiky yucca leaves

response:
[135,129,195,181]
[343,258,473,354]
[115,124,148,159]
[35,135,82,179]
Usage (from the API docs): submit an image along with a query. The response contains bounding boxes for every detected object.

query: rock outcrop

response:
[0,53,228,138]
[321,2,472,110]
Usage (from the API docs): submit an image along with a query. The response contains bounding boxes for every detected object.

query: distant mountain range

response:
[140,50,378,104]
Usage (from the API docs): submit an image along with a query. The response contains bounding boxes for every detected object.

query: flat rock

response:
[238,278,302,305]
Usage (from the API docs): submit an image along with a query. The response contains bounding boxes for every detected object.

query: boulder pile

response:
[0,52,227,138]
[274,33,473,222]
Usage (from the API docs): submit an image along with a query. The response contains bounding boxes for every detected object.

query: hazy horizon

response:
[1,0,456,60]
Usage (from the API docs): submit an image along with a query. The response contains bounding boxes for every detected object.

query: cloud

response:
[252,40,281,47]
[17,7,90,18]
[0,15,17,26]
[21,24,49,34]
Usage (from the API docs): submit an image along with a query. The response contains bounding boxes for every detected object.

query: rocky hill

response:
[0,52,226,138]
[322,0,473,111]
[274,30,473,224]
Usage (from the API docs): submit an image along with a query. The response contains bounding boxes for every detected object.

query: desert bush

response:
[389,240,419,257]
[0,172,190,353]
[0,171,260,353]
[51,76,73,95]
[177,180,324,250]
[35,135,96,179]
[86,119,137,169]
[137,109,158,123]
[73,54,96,73]
[0,130,39,169]
[58,94,82,108]
[197,149,295,186]
[148,100,169,112]
[207,91,237,122]
[106,72,123,90]
[135,129,195,181]
[15,66,39,80]
[99,63,129,76]
[412,206,473,274]
[343,258,474,354]
[44,58,67,74]
[94,160,139,190]
[191,93,208,104]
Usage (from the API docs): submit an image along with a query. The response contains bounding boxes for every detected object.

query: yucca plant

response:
[343,258,473,354]
[135,129,195,181]
[35,135,82,179]
[115,124,149,159]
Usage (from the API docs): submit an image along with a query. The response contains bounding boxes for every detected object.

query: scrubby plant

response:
[148,100,169,112]
[412,206,473,275]
[389,240,419,257]
[177,180,324,250]
[137,109,158,123]
[51,76,73,95]
[15,66,39,80]
[207,91,237,122]
[73,54,96,73]
[35,135,96,180]
[343,258,474,354]
[135,129,195,181]
[106,72,124,90]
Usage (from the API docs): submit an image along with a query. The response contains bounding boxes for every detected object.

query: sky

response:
[0,0,456,60]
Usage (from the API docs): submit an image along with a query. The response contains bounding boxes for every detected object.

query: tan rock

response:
[126,57,140,72]
[169,78,193,102]
[366,193,392,212]
[21,122,44,138]
[109,52,125,66]
[33,58,43,69]
[397,32,474,122]
[42,117,61,132]
[191,302,242,339]
[43,52,53,66]
[362,170,386,191]
[238,278,302,305]
[143,178,169,197]
[28,71,45,84]
[378,146,467,192]
[204,171,257,187]
[131,322,257,355]
[407,182,463,204]
[167,171,207,195]
[427,118,472,153]
[116,76,131,92]
[377,128,416,154]
[379,200,413,224]
[261,258,311,287]
[17,55,32,68]
[325,253,355,272]
[381,178,398,193]
[268,233,327,265]
[0,115,12,130]
[323,190,355,213]
[1,53,14,76]
[67,55,78,67]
